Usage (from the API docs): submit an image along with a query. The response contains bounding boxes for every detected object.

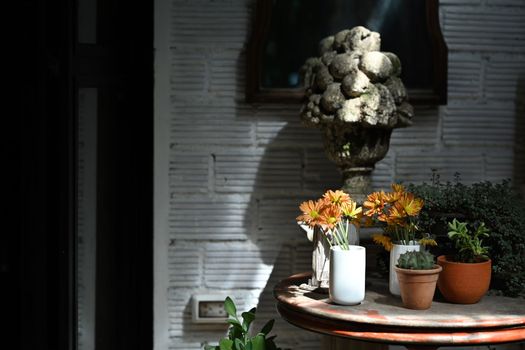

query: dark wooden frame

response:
[246,0,448,105]
[7,0,153,349]
[72,1,154,349]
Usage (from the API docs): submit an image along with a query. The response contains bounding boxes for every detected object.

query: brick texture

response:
[155,0,525,349]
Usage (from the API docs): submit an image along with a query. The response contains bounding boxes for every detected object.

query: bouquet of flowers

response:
[363,184,436,251]
[297,190,362,250]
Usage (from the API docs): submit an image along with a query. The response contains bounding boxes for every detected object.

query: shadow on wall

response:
[178,120,339,349]
[240,121,339,350]
[515,75,525,196]
[175,49,341,348]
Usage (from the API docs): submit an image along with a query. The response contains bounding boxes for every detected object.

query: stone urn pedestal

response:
[300,26,414,202]
[323,125,393,203]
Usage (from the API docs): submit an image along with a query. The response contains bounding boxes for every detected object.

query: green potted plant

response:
[394,250,442,310]
[409,176,525,298]
[204,297,281,350]
[437,219,491,304]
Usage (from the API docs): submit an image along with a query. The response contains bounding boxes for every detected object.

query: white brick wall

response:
[155,0,525,349]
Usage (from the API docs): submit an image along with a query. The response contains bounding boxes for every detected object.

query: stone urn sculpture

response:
[300,26,414,202]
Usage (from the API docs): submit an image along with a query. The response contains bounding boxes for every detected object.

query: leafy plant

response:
[447,219,490,263]
[408,173,525,297]
[397,250,435,270]
[204,297,281,350]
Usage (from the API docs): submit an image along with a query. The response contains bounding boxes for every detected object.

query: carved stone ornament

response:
[300,26,414,202]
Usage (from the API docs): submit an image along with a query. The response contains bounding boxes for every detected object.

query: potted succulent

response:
[394,250,442,310]
[363,184,437,295]
[297,190,363,293]
[204,297,281,350]
[437,219,491,304]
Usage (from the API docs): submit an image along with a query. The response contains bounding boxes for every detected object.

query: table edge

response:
[274,272,525,330]
[277,302,525,346]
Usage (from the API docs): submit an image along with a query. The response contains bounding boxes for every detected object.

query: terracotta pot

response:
[437,255,491,304]
[389,242,420,296]
[394,265,442,310]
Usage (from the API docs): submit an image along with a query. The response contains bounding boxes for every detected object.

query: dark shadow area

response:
[514,75,525,196]
[7,1,154,350]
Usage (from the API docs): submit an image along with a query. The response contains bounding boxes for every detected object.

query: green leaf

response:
[224,297,237,319]
[260,319,274,335]
[251,334,266,350]
[226,319,242,328]
[447,231,459,238]
[204,345,219,350]
[219,339,234,350]
[241,311,256,331]
[228,324,244,341]
[233,338,245,350]
[265,338,277,350]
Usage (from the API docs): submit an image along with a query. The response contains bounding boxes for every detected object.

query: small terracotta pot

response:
[437,255,491,304]
[394,265,442,310]
[389,242,420,296]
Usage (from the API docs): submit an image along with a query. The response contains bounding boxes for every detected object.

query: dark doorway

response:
[7,0,153,349]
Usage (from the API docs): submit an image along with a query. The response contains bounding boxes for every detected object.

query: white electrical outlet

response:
[192,294,231,323]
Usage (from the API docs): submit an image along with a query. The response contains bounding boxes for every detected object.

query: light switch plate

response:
[192,294,231,323]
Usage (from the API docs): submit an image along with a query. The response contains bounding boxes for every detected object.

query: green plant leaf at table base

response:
[251,334,266,350]
[241,311,256,331]
[219,339,233,350]
[227,319,242,328]
[260,319,274,335]
[224,297,237,318]
[228,324,243,342]
[234,338,244,350]
[205,297,281,350]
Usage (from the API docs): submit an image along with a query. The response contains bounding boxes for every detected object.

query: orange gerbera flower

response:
[363,191,387,216]
[385,191,402,203]
[322,190,351,206]
[391,183,405,193]
[388,203,408,221]
[385,183,405,203]
[395,192,424,216]
[372,234,393,251]
[318,204,342,230]
[419,237,438,247]
[296,199,325,227]
[340,200,362,219]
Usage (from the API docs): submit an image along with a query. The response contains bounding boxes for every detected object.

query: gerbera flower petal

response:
[391,183,405,193]
[363,191,386,217]
[396,193,424,216]
[297,199,325,227]
[318,204,342,230]
[323,190,351,206]
[372,233,393,252]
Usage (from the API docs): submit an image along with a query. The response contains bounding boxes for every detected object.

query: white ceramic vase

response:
[329,245,366,305]
[299,222,359,289]
[389,242,420,295]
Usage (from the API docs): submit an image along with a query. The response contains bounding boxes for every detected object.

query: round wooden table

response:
[274,272,525,350]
